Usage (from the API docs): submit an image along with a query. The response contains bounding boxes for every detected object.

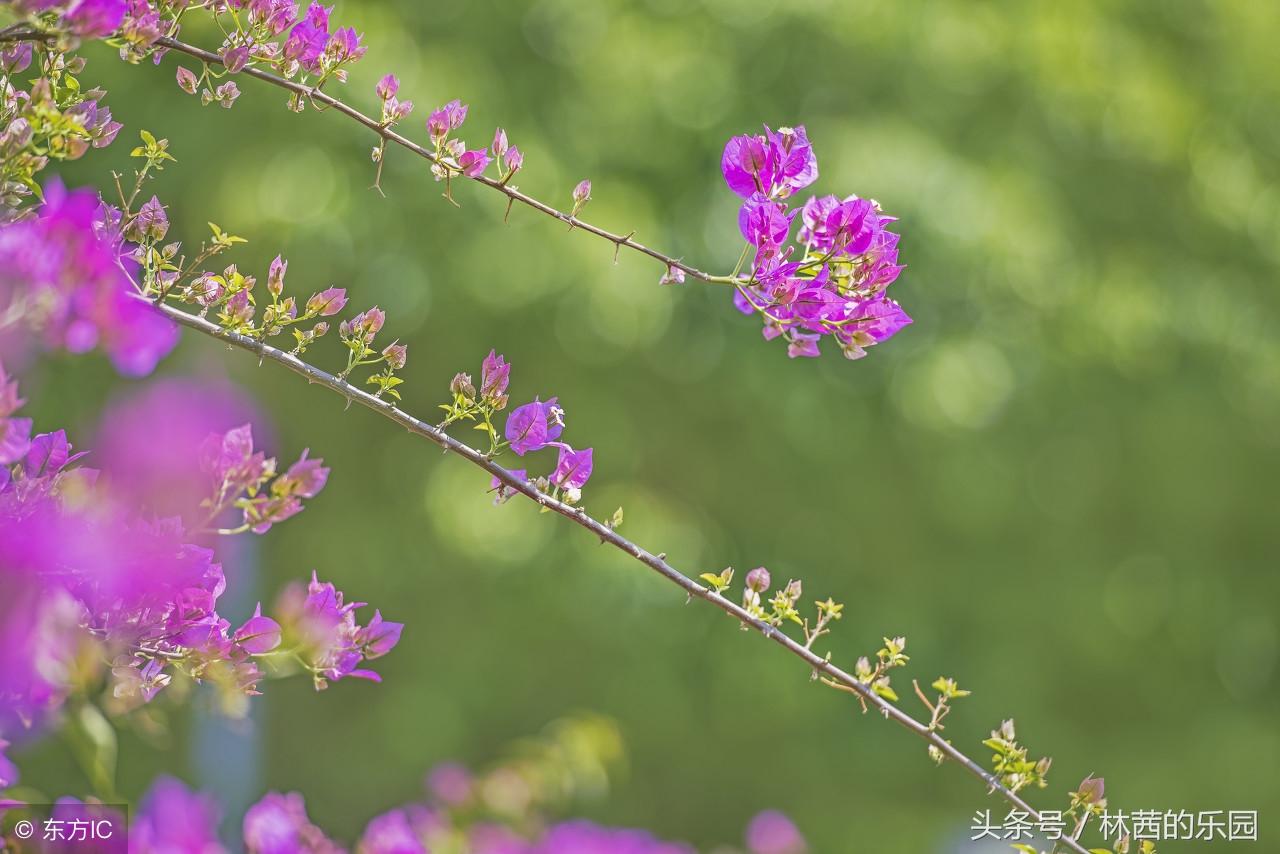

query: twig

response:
[141,35,726,285]
[154,300,1091,854]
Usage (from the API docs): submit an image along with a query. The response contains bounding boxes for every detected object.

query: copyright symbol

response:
[13,819,34,839]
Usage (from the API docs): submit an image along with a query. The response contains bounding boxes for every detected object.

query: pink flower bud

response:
[504,146,523,174]
[381,341,407,370]
[375,73,399,101]
[221,44,250,74]
[305,287,348,317]
[176,66,199,95]
[491,127,508,158]
[659,265,685,286]
[451,372,476,401]
[572,179,591,204]
[215,81,241,108]
[745,566,771,593]
[267,255,287,298]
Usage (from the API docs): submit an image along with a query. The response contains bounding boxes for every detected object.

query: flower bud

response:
[745,566,771,593]
[375,73,399,101]
[571,179,592,217]
[0,42,32,75]
[215,81,241,108]
[305,287,348,317]
[225,289,254,325]
[491,127,508,158]
[267,255,287,298]
[360,306,385,336]
[125,195,169,243]
[1076,776,1104,805]
[480,350,510,400]
[659,265,685,286]
[504,146,523,175]
[450,372,476,401]
[427,99,467,143]
[381,341,407,370]
[390,98,414,121]
[783,578,802,601]
[221,44,250,74]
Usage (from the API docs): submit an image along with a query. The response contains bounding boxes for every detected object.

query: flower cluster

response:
[4,0,123,40]
[162,0,364,108]
[200,423,329,534]
[0,369,400,789]
[0,180,178,374]
[0,36,122,217]
[441,350,595,506]
[273,570,403,688]
[721,125,911,359]
[425,98,524,192]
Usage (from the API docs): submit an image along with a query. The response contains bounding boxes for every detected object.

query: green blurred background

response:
[19,0,1280,850]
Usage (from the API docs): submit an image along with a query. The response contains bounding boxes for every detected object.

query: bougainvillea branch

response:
[125,35,721,284]
[153,299,1093,854]
[0,16,912,361]
[0,31,855,284]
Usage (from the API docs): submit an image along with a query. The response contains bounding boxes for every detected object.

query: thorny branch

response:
[155,300,1093,854]
[141,35,735,285]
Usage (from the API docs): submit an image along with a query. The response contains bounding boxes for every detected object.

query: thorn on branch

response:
[612,231,636,265]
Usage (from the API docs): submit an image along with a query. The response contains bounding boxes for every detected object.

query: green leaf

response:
[140,129,157,147]
[1010,845,1040,854]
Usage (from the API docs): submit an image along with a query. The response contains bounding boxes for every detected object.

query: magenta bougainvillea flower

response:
[0,364,32,466]
[721,125,910,359]
[0,373,399,764]
[504,397,565,457]
[62,0,126,37]
[132,776,225,853]
[551,444,593,491]
[198,423,330,534]
[359,807,440,854]
[283,2,332,70]
[481,349,511,404]
[0,738,16,789]
[244,791,341,854]
[722,126,817,201]
[458,148,492,177]
[273,571,403,686]
[427,99,469,143]
[745,809,808,854]
[0,182,179,375]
